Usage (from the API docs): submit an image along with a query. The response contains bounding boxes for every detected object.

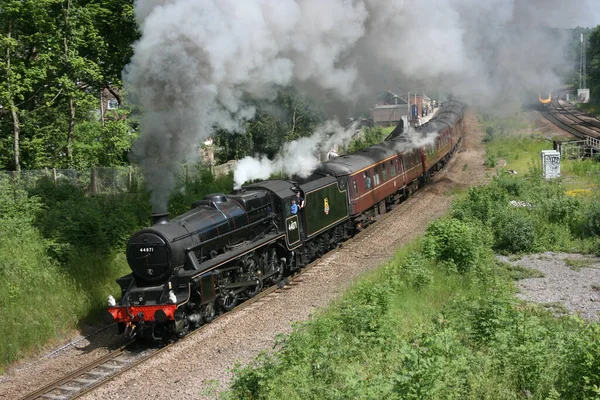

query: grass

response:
[575,102,600,117]
[386,268,479,336]
[486,136,551,173]
[564,257,598,271]
[0,218,87,370]
[497,261,545,280]
[382,125,397,135]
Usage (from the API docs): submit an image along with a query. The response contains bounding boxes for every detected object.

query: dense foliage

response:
[0,0,140,171]
[347,126,387,153]
[588,25,600,103]
[228,172,600,399]
[0,169,232,371]
[213,88,325,163]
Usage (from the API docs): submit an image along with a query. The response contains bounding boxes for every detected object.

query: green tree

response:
[0,0,139,171]
[0,0,60,171]
[213,87,324,163]
[588,25,600,103]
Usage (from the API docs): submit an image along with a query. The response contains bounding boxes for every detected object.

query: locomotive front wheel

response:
[201,301,216,323]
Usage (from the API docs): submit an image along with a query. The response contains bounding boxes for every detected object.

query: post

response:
[99,91,105,127]
[90,167,98,194]
[53,168,57,185]
[128,165,132,191]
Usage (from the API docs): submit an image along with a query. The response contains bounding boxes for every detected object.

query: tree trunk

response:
[10,98,21,172]
[67,97,75,166]
[6,19,21,171]
[63,0,75,167]
[291,104,297,138]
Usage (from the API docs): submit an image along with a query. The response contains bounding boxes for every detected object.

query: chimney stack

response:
[151,212,169,225]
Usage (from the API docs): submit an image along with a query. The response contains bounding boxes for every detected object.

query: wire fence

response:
[2,160,238,195]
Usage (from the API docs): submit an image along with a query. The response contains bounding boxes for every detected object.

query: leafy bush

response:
[347,126,386,153]
[34,186,150,257]
[423,218,484,273]
[495,173,528,197]
[559,323,600,399]
[168,168,234,216]
[492,210,537,253]
[585,201,600,237]
[0,177,86,370]
[337,283,390,337]
[385,251,433,290]
[484,153,498,168]
[452,184,506,225]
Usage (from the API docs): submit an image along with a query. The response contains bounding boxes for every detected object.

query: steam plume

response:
[124,0,597,210]
[233,120,358,189]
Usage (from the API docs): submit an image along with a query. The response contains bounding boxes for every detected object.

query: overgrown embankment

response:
[0,168,233,371]
[228,159,600,398]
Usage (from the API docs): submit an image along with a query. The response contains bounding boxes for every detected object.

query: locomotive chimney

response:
[151,212,169,225]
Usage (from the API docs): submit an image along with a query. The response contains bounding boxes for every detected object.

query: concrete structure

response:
[541,150,561,179]
[370,91,408,127]
[370,91,433,127]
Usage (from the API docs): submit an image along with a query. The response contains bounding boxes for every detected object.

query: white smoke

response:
[124,0,596,211]
[233,119,358,188]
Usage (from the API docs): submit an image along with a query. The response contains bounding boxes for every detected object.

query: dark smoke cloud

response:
[124,0,596,211]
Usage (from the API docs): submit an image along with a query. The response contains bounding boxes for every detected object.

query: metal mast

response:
[580,33,587,89]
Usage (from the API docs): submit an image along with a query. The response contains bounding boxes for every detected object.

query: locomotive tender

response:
[107,100,465,341]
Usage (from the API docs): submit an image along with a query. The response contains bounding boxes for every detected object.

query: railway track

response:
[541,91,600,144]
[18,232,365,400]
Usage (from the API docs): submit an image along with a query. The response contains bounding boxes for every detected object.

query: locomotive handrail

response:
[182,232,284,276]
[183,214,277,271]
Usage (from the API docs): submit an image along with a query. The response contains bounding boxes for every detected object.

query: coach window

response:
[373,166,380,186]
[364,171,372,190]
[382,164,388,181]
[390,160,396,177]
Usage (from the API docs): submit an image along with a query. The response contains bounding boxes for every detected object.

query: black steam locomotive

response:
[107,100,465,341]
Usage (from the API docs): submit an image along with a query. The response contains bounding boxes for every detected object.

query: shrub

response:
[495,174,528,197]
[424,218,483,273]
[484,153,498,168]
[168,169,234,216]
[559,323,600,399]
[401,253,433,290]
[585,201,600,237]
[540,196,581,225]
[337,283,390,336]
[0,177,86,370]
[493,210,536,253]
[452,184,506,225]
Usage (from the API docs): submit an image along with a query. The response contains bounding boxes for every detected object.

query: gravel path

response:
[0,110,486,400]
[499,253,600,321]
